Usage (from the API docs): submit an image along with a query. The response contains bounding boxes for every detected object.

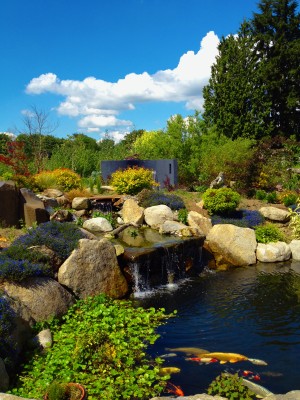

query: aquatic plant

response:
[211,209,264,228]
[207,372,256,400]
[10,294,174,400]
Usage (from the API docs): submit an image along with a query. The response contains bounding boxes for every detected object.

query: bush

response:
[110,166,159,195]
[278,191,298,207]
[13,221,84,260]
[207,373,256,400]
[211,209,264,228]
[289,202,300,239]
[65,188,91,202]
[255,189,267,201]
[202,188,241,215]
[255,223,285,243]
[177,208,188,225]
[34,168,82,191]
[265,191,278,204]
[137,189,185,210]
[10,294,174,400]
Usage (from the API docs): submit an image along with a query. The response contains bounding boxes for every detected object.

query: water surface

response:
[135,262,300,396]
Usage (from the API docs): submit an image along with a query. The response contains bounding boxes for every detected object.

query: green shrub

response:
[137,189,185,210]
[289,202,300,239]
[265,191,278,204]
[202,188,241,215]
[110,166,159,195]
[255,189,267,201]
[278,191,298,207]
[255,223,285,243]
[207,373,256,400]
[91,211,116,228]
[10,294,174,400]
[177,208,188,225]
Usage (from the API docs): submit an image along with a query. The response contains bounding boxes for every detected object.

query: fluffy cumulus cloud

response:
[26,31,219,134]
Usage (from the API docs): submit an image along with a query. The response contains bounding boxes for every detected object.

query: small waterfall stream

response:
[117,227,205,295]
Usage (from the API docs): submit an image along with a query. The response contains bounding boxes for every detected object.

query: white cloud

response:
[25,31,219,134]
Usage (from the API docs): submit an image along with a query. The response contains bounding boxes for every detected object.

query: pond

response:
[134,261,300,397]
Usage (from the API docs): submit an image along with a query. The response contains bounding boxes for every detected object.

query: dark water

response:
[134,262,300,396]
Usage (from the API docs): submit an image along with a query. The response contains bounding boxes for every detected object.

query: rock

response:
[0,357,9,391]
[266,391,300,400]
[289,240,300,260]
[50,209,73,222]
[72,197,91,210]
[144,205,174,229]
[122,198,144,225]
[19,188,49,227]
[28,245,63,272]
[205,224,257,269]
[31,328,52,349]
[159,220,196,237]
[41,188,64,198]
[187,211,212,236]
[58,239,128,299]
[259,206,290,222]
[0,394,37,400]
[82,217,113,233]
[0,181,19,227]
[36,194,59,209]
[3,277,75,323]
[209,172,225,189]
[79,228,98,240]
[114,244,125,256]
[256,242,291,262]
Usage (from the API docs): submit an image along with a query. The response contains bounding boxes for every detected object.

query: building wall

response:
[101,159,178,189]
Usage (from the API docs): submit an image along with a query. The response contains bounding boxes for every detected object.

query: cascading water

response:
[117,227,205,295]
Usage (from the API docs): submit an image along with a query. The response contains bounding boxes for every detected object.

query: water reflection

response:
[135,264,300,396]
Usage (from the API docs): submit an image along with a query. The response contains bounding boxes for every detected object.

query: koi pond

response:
[135,261,300,397]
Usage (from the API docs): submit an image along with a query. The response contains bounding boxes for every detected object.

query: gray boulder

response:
[72,197,91,210]
[205,224,257,269]
[83,217,113,233]
[122,198,144,225]
[3,277,75,323]
[159,220,197,237]
[289,240,300,260]
[144,205,174,229]
[256,242,291,262]
[259,206,290,222]
[58,238,128,299]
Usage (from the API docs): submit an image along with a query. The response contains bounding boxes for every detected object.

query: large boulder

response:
[187,211,212,236]
[259,206,290,222]
[159,220,198,237]
[58,238,128,299]
[72,197,91,210]
[82,217,113,233]
[256,242,291,262]
[19,188,49,227]
[289,240,300,261]
[144,205,174,229]
[122,198,144,225]
[3,277,75,323]
[0,181,20,227]
[205,224,257,269]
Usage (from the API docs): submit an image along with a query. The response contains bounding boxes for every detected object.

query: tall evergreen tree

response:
[203,0,300,140]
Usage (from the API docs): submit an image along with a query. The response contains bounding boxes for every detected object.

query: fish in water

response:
[261,371,283,377]
[199,352,249,364]
[159,353,178,358]
[242,378,274,398]
[159,367,181,376]
[166,347,208,357]
[185,356,218,364]
[165,382,184,397]
[248,357,268,366]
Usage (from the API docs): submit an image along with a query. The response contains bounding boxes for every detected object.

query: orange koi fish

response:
[165,382,184,397]
[199,352,248,364]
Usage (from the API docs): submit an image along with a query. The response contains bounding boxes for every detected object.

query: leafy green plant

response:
[289,202,300,239]
[177,208,188,225]
[33,168,82,191]
[255,223,285,243]
[207,373,256,400]
[11,294,174,400]
[91,211,116,228]
[46,381,68,400]
[202,187,241,215]
[255,189,267,201]
[278,191,298,207]
[110,166,159,195]
[265,191,278,204]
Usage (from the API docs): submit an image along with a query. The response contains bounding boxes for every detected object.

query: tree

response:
[17,105,59,171]
[251,0,300,138]
[203,0,300,140]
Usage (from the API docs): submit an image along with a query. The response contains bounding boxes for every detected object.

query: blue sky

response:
[0,0,260,141]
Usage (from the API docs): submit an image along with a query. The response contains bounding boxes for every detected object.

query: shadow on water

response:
[134,262,300,396]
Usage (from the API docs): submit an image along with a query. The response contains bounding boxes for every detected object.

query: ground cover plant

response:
[211,209,264,228]
[0,296,17,374]
[11,294,174,400]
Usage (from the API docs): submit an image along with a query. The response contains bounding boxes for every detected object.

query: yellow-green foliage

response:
[289,201,300,239]
[33,168,82,191]
[110,166,159,195]
[65,188,91,202]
